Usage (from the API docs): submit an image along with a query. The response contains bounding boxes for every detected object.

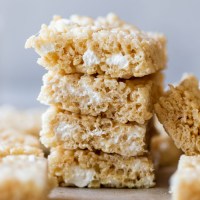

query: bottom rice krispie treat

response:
[155,75,200,155]
[170,155,200,200]
[0,155,50,200]
[41,107,149,157]
[0,129,43,157]
[48,147,155,188]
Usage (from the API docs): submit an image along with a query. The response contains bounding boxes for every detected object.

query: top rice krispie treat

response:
[155,75,200,155]
[25,13,167,78]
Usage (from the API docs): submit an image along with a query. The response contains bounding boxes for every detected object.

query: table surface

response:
[49,167,175,200]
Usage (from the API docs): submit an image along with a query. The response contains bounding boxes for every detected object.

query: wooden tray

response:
[49,167,175,200]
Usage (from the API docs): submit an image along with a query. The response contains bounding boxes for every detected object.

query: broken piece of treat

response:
[155,75,200,155]
[25,13,167,79]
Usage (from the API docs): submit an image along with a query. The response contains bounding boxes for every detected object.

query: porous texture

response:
[39,72,163,124]
[155,75,200,155]
[41,107,149,157]
[48,147,155,188]
[0,155,49,200]
[25,13,167,79]
[171,155,200,200]
[0,129,43,157]
[0,105,42,137]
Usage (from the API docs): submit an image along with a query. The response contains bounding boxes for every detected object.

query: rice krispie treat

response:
[0,155,49,200]
[155,75,200,155]
[0,129,43,157]
[41,107,149,157]
[39,72,163,124]
[48,147,155,188]
[25,13,167,79]
[170,155,200,200]
[0,105,42,137]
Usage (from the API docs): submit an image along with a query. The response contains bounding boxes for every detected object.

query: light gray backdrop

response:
[0,0,199,107]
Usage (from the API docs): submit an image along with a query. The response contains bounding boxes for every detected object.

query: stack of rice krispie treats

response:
[26,13,167,188]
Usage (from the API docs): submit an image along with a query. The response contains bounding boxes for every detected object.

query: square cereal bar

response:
[155,75,200,155]
[48,147,155,188]
[0,155,49,200]
[39,72,163,124]
[25,13,166,79]
[41,107,149,157]
[170,155,200,200]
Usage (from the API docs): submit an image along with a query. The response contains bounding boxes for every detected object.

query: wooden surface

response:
[49,167,175,200]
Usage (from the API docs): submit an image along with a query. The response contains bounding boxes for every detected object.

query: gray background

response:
[0,0,199,107]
